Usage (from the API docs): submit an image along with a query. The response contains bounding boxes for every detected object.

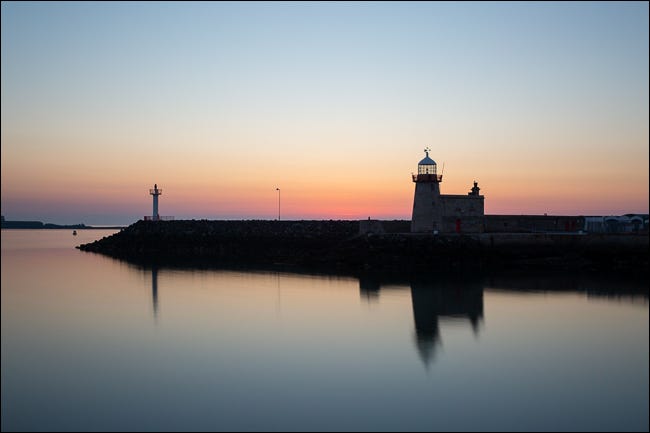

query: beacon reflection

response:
[151,266,159,320]
[359,275,381,302]
[410,279,484,367]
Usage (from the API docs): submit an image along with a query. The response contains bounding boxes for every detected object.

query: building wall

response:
[411,181,486,233]
[410,175,589,234]
[365,215,643,234]
[439,195,485,233]
[441,216,485,233]
[483,215,584,233]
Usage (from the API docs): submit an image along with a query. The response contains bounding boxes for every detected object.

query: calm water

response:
[1,229,648,432]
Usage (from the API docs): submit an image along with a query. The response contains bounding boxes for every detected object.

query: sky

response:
[1,1,648,225]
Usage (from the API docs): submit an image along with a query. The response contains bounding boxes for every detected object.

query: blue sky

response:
[2,2,648,224]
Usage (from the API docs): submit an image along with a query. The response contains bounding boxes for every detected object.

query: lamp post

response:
[276,188,281,221]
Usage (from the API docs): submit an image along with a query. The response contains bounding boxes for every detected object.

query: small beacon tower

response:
[411,148,443,232]
[149,184,162,221]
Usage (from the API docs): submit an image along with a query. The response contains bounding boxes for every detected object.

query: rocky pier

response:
[77,219,649,273]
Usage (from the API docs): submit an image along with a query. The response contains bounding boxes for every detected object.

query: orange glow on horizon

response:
[2,152,648,222]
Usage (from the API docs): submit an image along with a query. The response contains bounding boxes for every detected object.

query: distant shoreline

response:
[1,220,125,230]
[1,227,126,230]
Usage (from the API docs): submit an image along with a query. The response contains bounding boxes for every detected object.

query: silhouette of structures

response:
[358,276,484,368]
[411,148,485,233]
[408,149,636,234]
[144,184,174,221]
[410,279,484,367]
[151,266,159,320]
[359,276,381,301]
[148,184,162,221]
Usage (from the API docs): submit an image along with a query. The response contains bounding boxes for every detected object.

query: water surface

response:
[2,229,648,431]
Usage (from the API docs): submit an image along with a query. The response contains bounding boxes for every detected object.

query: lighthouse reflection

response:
[151,266,159,320]
[360,276,484,368]
[145,266,483,363]
[410,279,483,367]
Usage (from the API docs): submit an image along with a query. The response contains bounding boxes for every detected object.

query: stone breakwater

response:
[77,220,648,272]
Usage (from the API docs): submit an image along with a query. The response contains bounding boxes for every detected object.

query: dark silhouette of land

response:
[77,219,649,273]
[1,216,123,229]
[1,219,87,229]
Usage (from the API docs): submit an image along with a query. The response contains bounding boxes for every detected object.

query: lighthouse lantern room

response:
[412,147,443,182]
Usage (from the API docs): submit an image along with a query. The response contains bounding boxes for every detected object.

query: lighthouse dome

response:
[419,155,436,166]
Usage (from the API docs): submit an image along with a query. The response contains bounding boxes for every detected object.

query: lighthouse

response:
[149,184,162,221]
[410,149,485,233]
[411,148,443,232]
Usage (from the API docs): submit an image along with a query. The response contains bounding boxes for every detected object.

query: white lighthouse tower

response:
[149,184,162,221]
[411,148,443,232]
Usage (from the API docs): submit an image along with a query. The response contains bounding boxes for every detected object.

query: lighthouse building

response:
[411,149,484,233]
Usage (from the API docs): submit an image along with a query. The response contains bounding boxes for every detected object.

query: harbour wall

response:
[77,219,648,273]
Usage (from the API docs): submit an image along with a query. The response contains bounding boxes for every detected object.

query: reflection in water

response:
[276,272,282,315]
[485,272,649,302]
[151,266,159,320]
[141,263,645,371]
[410,279,483,367]
[359,276,381,302]
[3,231,648,432]
[360,276,484,368]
